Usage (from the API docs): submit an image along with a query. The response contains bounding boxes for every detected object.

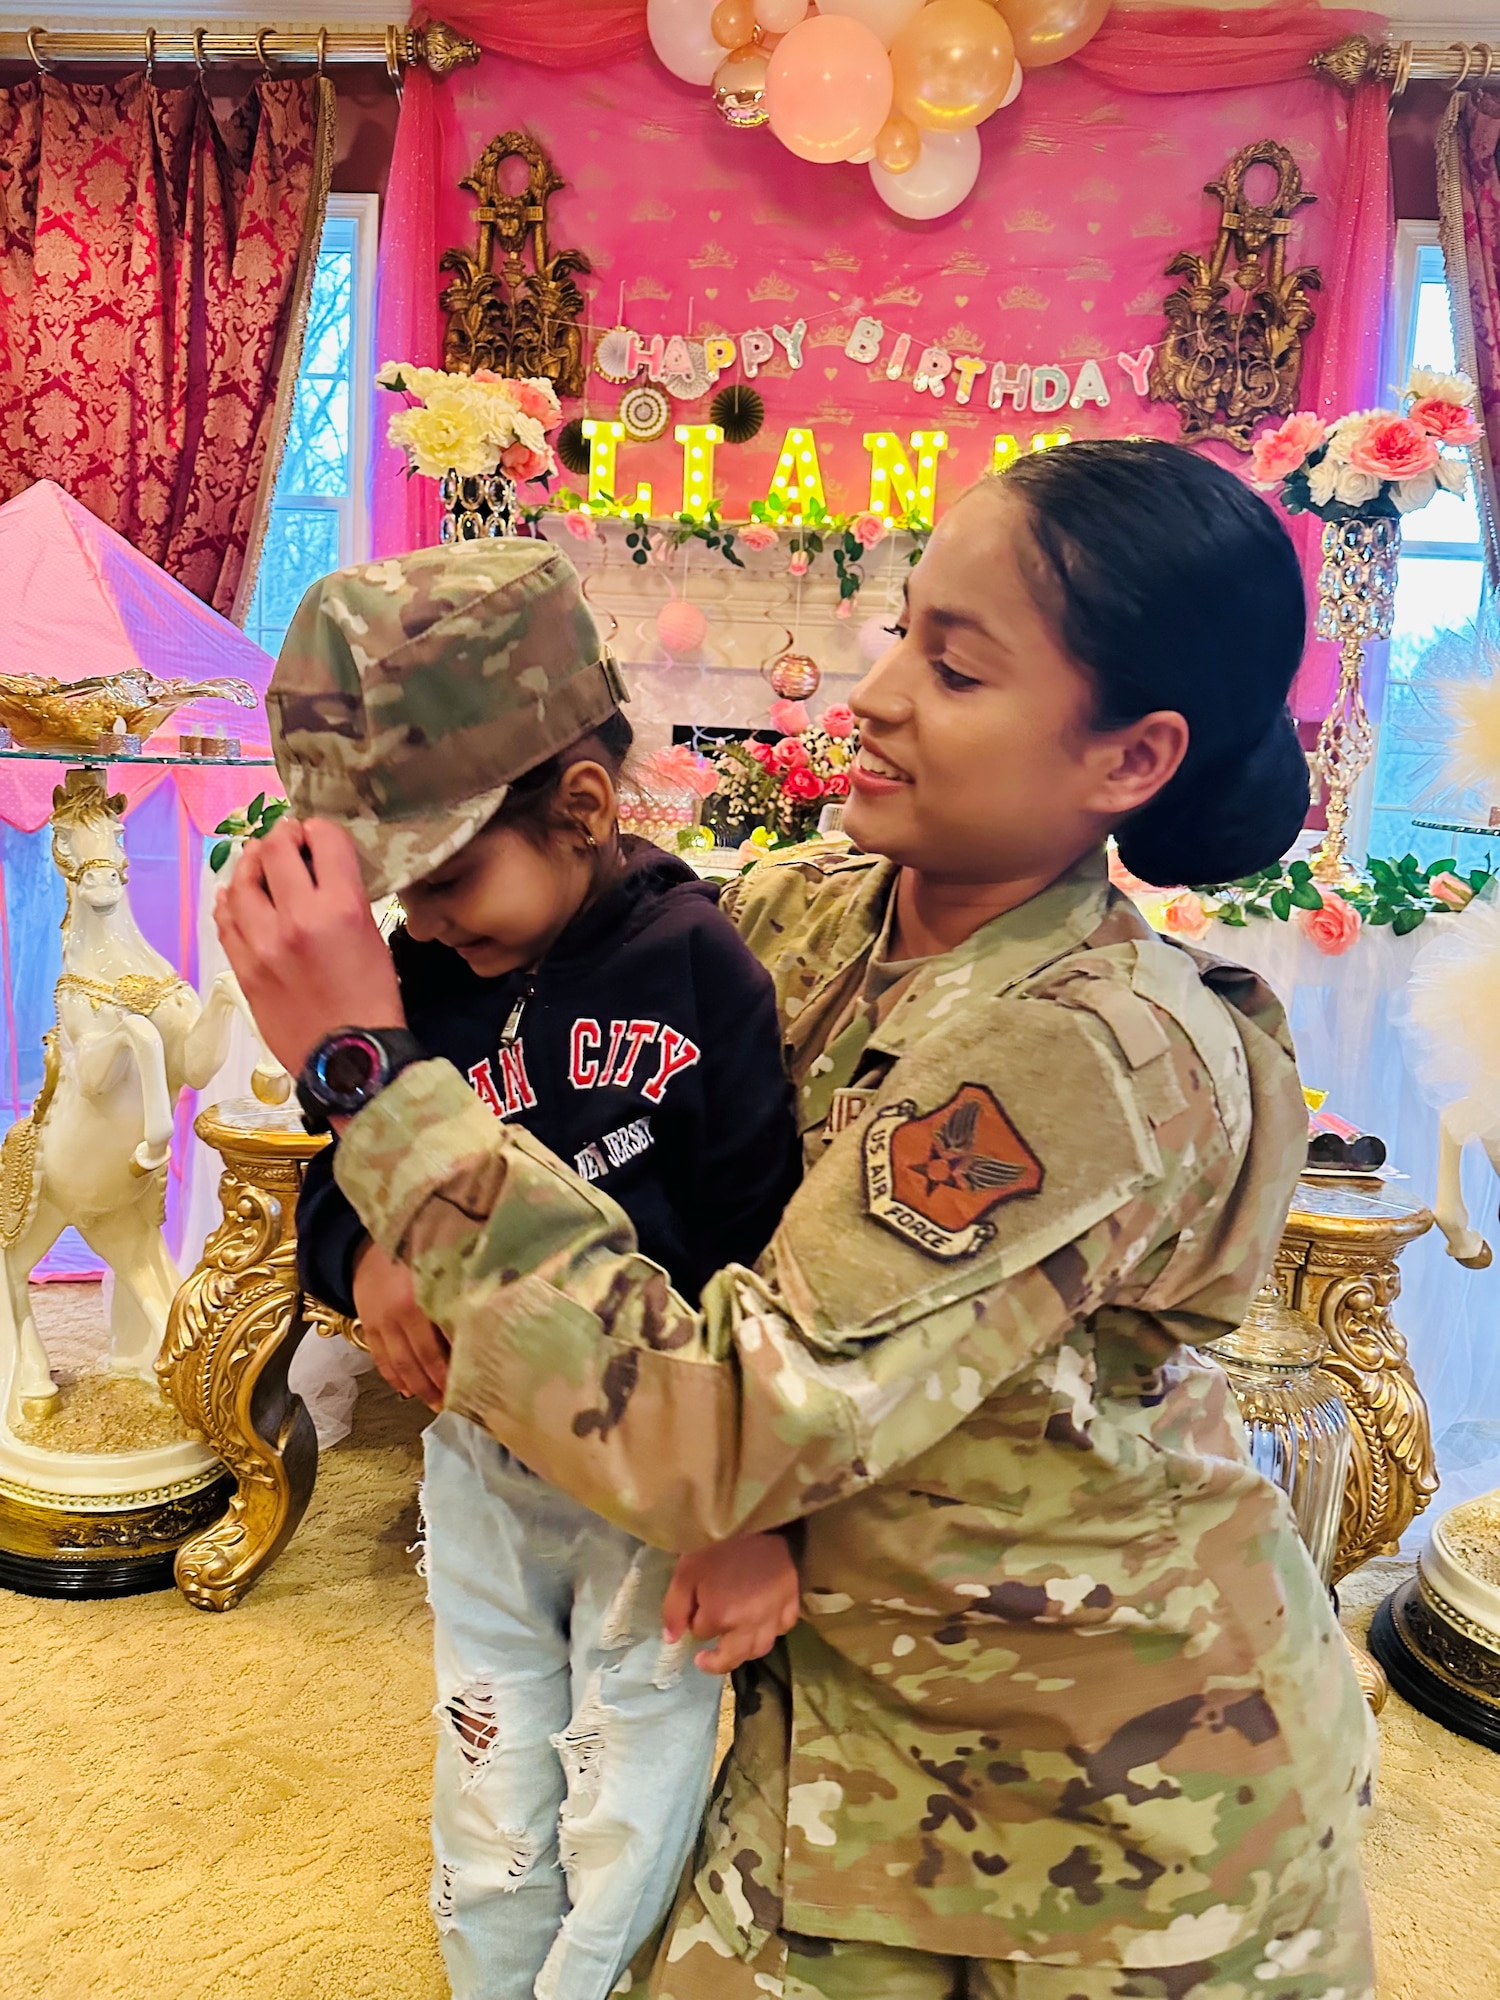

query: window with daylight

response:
[1367,224,1488,866]
[244,195,378,659]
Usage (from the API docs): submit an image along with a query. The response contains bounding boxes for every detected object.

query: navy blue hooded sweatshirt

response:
[296,839,802,1313]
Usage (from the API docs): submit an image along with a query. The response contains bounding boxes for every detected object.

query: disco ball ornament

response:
[657,599,709,656]
[620,384,672,442]
[768,650,821,700]
[858,613,894,662]
[713,43,770,126]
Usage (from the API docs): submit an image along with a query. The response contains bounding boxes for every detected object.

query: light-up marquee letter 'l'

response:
[581,420,653,516]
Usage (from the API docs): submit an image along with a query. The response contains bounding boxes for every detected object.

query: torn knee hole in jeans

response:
[432,1860,458,1931]
[408,1479,429,1581]
[598,1551,647,1652]
[441,1677,503,1788]
[552,1675,616,1813]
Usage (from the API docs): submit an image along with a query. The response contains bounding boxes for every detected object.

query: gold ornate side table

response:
[1275,1177,1439,1582]
[156,1098,329,1611]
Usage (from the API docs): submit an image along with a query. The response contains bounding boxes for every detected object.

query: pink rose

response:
[1294,887,1361,956]
[783,766,824,802]
[787,551,810,578]
[836,598,853,620]
[821,704,857,739]
[1343,414,1439,483]
[822,771,850,798]
[1429,869,1476,910]
[1409,396,1483,447]
[562,511,598,542]
[772,737,810,772]
[500,441,552,482]
[747,741,778,771]
[768,699,811,736]
[1162,891,1209,941]
[1248,412,1327,488]
[738,522,778,552]
[513,381,557,424]
[852,512,886,548]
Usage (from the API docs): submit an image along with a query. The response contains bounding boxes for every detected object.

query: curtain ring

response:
[385,25,403,83]
[255,28,276,77]
[26,28,54,75]
[193,27,209,76]
[316,27,328,77]
[1452,42,1476,89]
[143,27,156,81]
[1482,44,1496,84]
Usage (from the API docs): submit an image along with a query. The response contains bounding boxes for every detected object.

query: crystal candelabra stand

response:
[440,468,517,543]
[1310,517,1400,885]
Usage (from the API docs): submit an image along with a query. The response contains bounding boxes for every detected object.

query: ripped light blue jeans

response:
[422,1412,724,2000]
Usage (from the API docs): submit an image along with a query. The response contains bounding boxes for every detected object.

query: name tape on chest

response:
[863,1083,1044,1261]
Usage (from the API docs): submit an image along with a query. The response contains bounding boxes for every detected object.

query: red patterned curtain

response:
[1438,88,1500,585]
[0,73,334,616]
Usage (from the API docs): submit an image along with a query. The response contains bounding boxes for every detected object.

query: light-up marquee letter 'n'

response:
[581,420,652,516]
[862,431,950,528]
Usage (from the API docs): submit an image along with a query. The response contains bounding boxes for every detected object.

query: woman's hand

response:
[352,1238,450,1410]
[662,1530,802,1675]
[214,816,405,1078]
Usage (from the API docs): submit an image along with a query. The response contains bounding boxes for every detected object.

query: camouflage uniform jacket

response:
[335,845,1377,1970]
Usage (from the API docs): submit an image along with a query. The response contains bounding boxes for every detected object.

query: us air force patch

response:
[862,1084,1044,1259]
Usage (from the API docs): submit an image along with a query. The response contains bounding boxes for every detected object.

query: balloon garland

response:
[647,0,1112,219]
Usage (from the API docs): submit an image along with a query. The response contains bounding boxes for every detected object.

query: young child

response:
[273,540,803,2000]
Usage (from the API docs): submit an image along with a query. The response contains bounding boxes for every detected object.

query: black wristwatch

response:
[296,1027,427,1135]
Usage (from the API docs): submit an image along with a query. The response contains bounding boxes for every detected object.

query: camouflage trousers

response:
[636,1863,1376,2000]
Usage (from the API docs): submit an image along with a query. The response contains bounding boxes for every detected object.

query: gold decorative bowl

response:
[0,672,258,754]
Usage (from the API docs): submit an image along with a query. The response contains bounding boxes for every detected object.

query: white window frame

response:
[1392,219,1475,567]
[334,191,379,568]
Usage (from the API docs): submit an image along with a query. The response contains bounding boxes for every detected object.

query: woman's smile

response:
[850,745,913,792]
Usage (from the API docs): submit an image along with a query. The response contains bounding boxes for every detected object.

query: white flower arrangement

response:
[377,363,561,485]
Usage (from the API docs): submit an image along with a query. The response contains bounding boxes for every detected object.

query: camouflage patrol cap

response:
[267,540,625,900]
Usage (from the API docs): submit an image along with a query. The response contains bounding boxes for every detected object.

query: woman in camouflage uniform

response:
[222,442,1378,2000]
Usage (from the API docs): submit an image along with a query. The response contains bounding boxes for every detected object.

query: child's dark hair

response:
[490,707,634,851]
[999,439,1309,886]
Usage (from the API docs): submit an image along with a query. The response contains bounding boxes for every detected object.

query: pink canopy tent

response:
[0,480,281,1278]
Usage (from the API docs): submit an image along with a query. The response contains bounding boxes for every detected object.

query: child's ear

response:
[557,759,617,848]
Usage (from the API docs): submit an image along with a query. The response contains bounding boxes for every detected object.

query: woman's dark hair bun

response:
[1002,439,1310,886]
[1115,708,1309,888]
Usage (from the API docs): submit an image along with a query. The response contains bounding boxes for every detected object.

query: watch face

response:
[318,1034,382,1105]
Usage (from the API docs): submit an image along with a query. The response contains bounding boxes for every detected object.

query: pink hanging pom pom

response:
[657,600,708,656]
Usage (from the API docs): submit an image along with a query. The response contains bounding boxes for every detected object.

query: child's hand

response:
[351,1239,450,1410]
[662,1530,801,1674]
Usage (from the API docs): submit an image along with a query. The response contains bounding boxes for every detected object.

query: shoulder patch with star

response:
[862,1083,1044,1260]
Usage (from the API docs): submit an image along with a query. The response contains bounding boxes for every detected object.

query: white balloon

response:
[1001,61,1023,107]
[869,126,980,220]
[815,0,924,49]
[648,0,724,85]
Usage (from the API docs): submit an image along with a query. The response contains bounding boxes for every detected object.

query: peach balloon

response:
[874,109,921,173]
[815,0,924,49]
[765,14,894,162]
[993,0,1109,68]
[755,0,808,30]
[712,0,756,49]
[890,0,1016,132]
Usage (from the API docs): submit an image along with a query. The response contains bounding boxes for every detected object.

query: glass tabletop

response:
[0,748,276,769]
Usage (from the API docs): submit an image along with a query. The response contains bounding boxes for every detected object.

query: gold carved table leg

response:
[156,1098,327,1611]
[1277,1178,1440,1711]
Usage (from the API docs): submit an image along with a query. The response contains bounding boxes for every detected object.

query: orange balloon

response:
[765,14,894,162]
[889,0,1016,132]
[712,0,756,49]
[993,0,1109,68]
[874,110,921,173]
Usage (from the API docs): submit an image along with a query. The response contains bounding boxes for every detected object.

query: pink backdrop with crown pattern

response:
[373,29,1391,720]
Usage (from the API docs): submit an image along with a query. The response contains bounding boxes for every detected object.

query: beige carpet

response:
[1,1288,1497,2000]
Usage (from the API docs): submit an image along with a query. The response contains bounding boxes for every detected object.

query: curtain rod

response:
[1316,33,1500,96]
[0,21,478,78]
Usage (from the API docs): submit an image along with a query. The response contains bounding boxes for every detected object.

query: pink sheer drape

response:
[1437,87,1500,584]
[375,5,1392,719]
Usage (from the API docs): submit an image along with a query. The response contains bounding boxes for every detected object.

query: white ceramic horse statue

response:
[0,773,286,1421]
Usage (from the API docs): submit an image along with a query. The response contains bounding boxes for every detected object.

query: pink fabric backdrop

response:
[374,13,1390,719]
